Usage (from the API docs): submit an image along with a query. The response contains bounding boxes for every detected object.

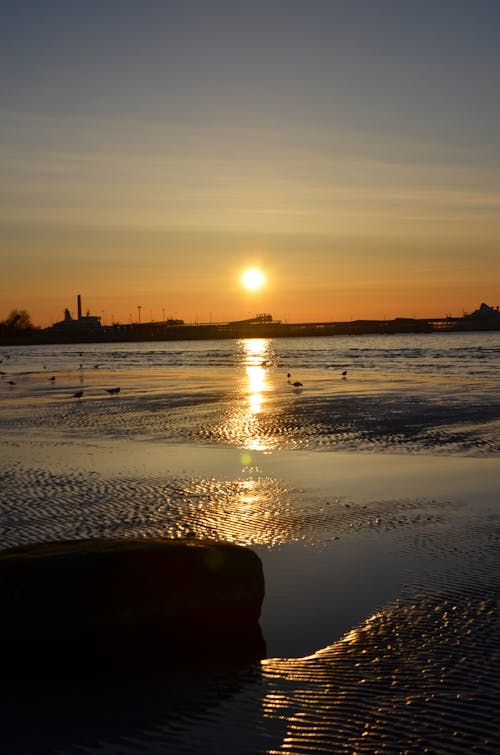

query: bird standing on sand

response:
[105,387,120,395]
[48,376,56,382]
[7,380,16,386]
[341,370,347,378]
[72,390,83,399]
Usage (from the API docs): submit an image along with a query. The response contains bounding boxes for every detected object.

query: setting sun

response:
[241,268,266,291]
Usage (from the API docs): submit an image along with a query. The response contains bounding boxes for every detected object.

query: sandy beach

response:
[1,337,499,752]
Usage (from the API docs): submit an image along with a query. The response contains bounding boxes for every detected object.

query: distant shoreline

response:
[1,316,500,346]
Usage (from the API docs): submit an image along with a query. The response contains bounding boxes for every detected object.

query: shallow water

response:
[1,334,499,753]
[3,333,500,456]
[3,331,500,378]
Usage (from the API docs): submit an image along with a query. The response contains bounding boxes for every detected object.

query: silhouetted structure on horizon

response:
[48,294,101,334]
[464,302,500,325]
[2,302,500,345]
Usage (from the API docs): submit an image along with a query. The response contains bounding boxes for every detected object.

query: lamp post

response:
[137,305,142,323]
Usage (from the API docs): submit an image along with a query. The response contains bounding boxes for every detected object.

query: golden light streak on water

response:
[169,474,307,547]
[209,338,281,451]
[248,388,263,415]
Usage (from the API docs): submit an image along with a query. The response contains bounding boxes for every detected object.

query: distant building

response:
[228,313,279,326]
[465,302,500,322]
[49,295,101,332]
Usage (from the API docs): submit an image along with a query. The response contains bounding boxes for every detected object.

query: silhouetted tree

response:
[0,309,39,338]
[3,309,34,329]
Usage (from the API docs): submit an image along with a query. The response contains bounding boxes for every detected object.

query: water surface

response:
[1,333,499,753]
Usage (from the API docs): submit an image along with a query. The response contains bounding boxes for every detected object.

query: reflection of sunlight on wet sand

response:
[240,340,274,449]
[259,591,500,753]
[170,474,300,547]
[210,339,280,451]
[248,390,263,415]
[240,478,259,507]
[247,365,264,414]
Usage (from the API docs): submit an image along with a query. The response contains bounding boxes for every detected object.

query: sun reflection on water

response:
[207,338,280,451]
[240,339,274,449]
[248,386,263,416]
[167,473,302,547]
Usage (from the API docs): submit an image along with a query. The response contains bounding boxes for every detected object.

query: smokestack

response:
[77,294,82,320]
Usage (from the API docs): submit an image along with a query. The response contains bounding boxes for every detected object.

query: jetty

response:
[2,302,500,346]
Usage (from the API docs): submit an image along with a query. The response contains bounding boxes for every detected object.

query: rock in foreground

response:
[0,537,266,679]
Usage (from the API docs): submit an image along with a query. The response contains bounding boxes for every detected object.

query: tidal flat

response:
[1,335,499,752]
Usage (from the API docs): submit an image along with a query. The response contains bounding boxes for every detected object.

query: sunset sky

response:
[1,0,500,326]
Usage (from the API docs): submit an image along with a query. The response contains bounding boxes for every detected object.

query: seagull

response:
[7,380,16,386]
[287,373,303,388]
[48,376,56,382]
[105,387,120,395]
[72,390,84,399]
[341,370,347,378]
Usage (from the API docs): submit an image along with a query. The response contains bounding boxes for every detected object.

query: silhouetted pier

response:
[2,303,500,346]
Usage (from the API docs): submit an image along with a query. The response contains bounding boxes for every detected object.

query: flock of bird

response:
[2,352,349,398]
[70,385,121,399]
[287,369,347,389]
[71,387,120,399]
[2,379,121,399]
[1,356,121,399]
[69,386,121,398]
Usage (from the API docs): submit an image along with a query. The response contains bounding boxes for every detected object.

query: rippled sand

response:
[3,364,500,455]
[1,369,499,753]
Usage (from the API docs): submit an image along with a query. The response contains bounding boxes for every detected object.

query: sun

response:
[241,267,265,291]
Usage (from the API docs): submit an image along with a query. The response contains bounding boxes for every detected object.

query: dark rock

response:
[0,537,266,679]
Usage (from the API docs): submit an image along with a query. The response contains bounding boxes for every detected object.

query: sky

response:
[1,0,500,326]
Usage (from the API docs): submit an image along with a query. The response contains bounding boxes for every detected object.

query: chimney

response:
[77,294,82,320]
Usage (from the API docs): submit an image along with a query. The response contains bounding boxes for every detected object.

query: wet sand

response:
[1,366,499,752]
